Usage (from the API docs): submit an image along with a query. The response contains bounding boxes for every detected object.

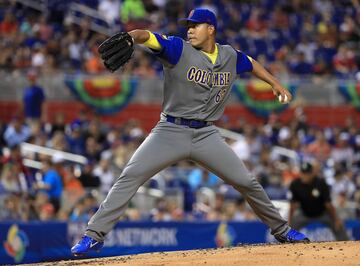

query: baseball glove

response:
[98,32,134,72]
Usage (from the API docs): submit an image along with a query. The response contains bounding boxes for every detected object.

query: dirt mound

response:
[32,241,359,266]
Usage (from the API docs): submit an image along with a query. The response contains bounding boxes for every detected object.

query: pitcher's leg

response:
[190,128,288,235]
[86,122,191,241]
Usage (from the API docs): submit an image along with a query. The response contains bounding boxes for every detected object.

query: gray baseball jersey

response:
[162,41,237,121]
[85,34,289,242]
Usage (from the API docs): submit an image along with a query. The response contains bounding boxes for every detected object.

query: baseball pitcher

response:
[71,8,309,256]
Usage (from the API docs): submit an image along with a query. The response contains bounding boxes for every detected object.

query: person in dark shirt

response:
[78,163,100,189]
[289,162,349,240]
[289,52,313,75]
[22,70,46,123]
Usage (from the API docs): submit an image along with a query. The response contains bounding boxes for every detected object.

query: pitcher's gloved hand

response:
[98,32,134,72]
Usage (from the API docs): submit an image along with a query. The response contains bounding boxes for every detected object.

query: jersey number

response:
[215,89,227,103]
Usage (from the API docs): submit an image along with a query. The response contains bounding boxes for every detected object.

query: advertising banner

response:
[1,220,359,264]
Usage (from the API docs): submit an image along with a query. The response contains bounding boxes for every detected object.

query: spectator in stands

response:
[35,15,54,42]
[98,0,121,26]
[13,46,32,69]
[223,8,242,39]
[67,30,83,70]
[78,163,100,189]
[221,199,256,221]
[295,35,318,64]
[265,169,288,200]
[123,207,141,220]
[271,6,289,30]
[233,198,257,221]
[3,116,31,148]
[149,198,184,221]
[333,191,357,220]
[0,194,23,221]
[0,12,18,36]
[246,7,268,37]
[6,144,36,191]
[288,162,349,241]
[71,109,90,131]
[133,54,157,77]
[22,70,46,124]
[70,199,90,222]
[84,119,107,149]
[31,44,46,69]
[49,131,69,151]
[31,191,51,220]
[0,163,22,194]
[331,132,355,170]
[305,130,331,163]
[230,135,251,162]
[333,45,357,77]
[188,168,220,191]
[331,169,356,202]
[84,44,105,74]
[38,202,55,221]
[317,13,338,46]
[289,52,313,75]
[93,158,115,195]
[339,15,359,43]
[61,164,84,197]
[84,136,102,163]
[48,112,66,137]
[120,0,147,30]
[35,159,63,213]
[1,144,29,177]
[66,123,86,155]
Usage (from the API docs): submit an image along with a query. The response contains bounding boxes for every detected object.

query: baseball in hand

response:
[278,94,289,104]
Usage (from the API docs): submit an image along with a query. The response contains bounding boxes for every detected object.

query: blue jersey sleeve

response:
[236,50,253,74]
[151,33,183,66]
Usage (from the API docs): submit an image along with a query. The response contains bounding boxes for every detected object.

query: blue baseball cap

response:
[179,8,217,29]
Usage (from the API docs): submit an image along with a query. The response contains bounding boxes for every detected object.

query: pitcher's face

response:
[187,22,215,48]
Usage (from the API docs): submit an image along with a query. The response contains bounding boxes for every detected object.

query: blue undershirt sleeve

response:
[236,50,253,74]
[151,33,183,66]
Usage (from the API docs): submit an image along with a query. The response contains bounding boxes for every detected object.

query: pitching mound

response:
[32,241,358,266]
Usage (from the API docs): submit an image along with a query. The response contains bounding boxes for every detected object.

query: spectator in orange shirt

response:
[305,130,331,163]
[85,45,105,74]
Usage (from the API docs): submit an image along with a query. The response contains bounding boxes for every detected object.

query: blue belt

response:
[165,115,213,129]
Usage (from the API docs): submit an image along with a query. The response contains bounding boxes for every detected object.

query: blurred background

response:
[0,0,359,264]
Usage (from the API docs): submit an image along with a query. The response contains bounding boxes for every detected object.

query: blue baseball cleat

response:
[71,235,104,256]
[274,228,310,243]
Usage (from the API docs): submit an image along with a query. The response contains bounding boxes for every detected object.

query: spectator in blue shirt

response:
[3,116,31,147]
[188,168,221,191]
[290,52,314,75]
[35,159,63,213]
[22,70,46,123]
[66,123,86,155]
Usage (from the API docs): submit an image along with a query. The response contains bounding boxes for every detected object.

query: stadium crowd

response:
[0,0,359,78]
[0,107,359,222]
[0,0,359,223]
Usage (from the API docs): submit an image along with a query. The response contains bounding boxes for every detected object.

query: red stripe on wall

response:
[0,101,358,132]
